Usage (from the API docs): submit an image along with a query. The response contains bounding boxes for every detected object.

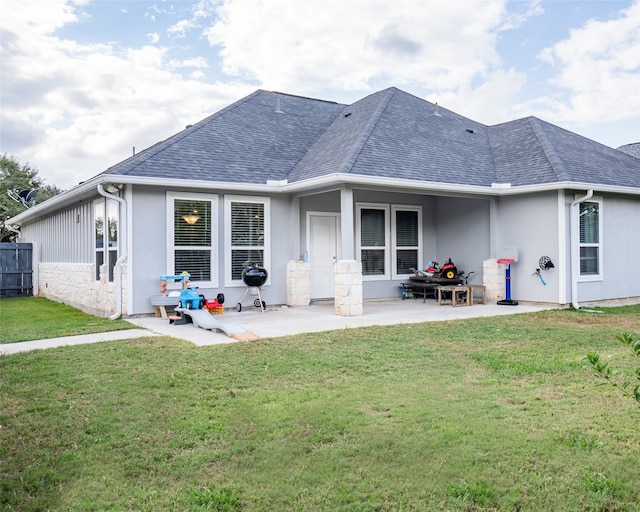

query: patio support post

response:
[339,185,355,260]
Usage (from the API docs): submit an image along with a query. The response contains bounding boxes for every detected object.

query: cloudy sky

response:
[1,0,639,190]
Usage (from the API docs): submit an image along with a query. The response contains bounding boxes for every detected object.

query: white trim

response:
[166,191,219,288]
[224,195,271,287]
[577,195,603,282]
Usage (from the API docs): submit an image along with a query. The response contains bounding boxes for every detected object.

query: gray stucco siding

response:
[128,186,296,315]
[578,194,640,302]
[494,192,561,304]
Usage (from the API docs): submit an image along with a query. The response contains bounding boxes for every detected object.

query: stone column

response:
[286,260,310,306]
[334,259,363,316]
[483,259,504,302]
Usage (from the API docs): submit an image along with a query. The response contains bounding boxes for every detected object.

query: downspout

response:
[97,184,127,320]
[570,189,593,310]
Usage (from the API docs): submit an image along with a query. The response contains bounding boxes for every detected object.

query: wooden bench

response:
[150,295,180,319]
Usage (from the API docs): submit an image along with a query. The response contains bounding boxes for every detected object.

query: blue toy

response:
[178,287,205,309]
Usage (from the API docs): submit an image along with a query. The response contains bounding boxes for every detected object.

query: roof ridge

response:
[528,117,571,181]
[337,88,396,174]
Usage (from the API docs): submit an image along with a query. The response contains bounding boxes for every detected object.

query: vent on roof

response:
[275,96,284,114]
[433,103,442,117]
[344,112,352,118]
[466,128,474,134]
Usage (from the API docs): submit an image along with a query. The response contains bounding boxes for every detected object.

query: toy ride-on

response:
[177,287,206,310]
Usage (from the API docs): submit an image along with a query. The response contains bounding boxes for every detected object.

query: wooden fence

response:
[0,243,33,297]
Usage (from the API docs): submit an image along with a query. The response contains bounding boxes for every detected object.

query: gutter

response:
[97,183,127,320]
[570,189,593,310]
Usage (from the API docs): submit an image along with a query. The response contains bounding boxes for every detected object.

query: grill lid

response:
[242,264,268,287]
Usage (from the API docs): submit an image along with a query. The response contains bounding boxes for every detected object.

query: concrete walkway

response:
[1,298,553,354]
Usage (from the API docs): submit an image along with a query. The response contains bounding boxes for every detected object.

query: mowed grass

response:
[1,302,639,511]
[0,296,136,343]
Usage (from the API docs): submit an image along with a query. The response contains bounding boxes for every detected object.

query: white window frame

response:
[94,198,118,282]
[357,203,423,281]
[578,196,603,282]
[224,195,271,287]
[356,203,390,281]
[391,204,423,280]
[166,191,218,288]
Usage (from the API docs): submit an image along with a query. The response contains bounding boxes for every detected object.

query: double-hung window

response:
[167,192,218,286]
[224,196,270,286]
[392,206,421,279]
[94,199,118,281]
[357,203,422,280]
[579,198,602,280]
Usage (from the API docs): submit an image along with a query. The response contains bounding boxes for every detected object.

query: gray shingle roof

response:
[101,87,640,191]
[103,90,345,183]
[617,143,640,159]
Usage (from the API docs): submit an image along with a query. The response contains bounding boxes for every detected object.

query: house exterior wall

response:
[493,192,561,304]
[566,192,640,304]
[433,196,491,286]
[128,186,296,315]
[20,202,94,263]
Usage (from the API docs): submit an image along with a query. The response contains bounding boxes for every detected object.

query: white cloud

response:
[534,0,640,126]
[1,0,638,189]
[0,0,252,189]
[204,0,514,96]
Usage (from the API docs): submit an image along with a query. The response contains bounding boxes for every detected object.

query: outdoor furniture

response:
[150,295,180,319]
[469,285,486,305]
[402,281,440,302]
[407,275,463,303]
[437,285,471,306]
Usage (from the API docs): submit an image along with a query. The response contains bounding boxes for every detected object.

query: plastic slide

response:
[175,308,259,340]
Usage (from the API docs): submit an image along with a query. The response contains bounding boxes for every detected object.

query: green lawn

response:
[1,301,639,511]
[0,296,136,343]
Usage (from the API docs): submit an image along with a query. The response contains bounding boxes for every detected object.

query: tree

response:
[0,154,63,242]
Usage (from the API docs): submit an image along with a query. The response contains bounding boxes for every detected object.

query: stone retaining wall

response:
[38,262,127,317]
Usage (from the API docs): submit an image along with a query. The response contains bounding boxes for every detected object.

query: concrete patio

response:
[128,298,555,346]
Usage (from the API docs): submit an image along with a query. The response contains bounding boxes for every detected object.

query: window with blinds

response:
[224,196,270,285]
[393,207,420,276]
[360,207,387,276]
[173,199,212,281]
[230,201,265,280]
[356,203,422,280]
[579,200,601,277]
[167,193,217,286]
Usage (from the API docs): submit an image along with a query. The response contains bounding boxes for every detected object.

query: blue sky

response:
[1,0,639,190]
